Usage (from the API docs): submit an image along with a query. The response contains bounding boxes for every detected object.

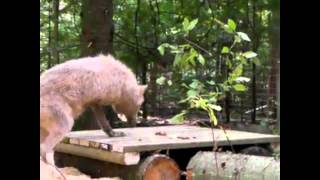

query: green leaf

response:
[208,108,218,126]
[189,57,196,66]
[157,46,165,56]
[233,64,243,77]
[223,24,233,34]
[223,85,231,91]
[183,18,190,31]
[198,54,205,65]
[221,46,230,54]
[170,27,180,34]
[167,80,173,86]
[156,76,166,85]
[187,19,198,31]
[173,54,182,67]
[237,32,251,42]
[253,58,261,66]
[208,104,222,111]
[186,48,198,66]
[209,96,217,103]
[207,80,215,85]
[235,35,241,43]
[226,59,232,68]
[198,98,208,110]
[189,80,199,89]
[235,77,250,83]
[169,111,186,124]
[191,99,200,108]
[181,83,190,89]
[157,43,171,55]
[228,19,237,31]
[243,51,257,59]
[187,89,198,97]
[233,84,247,91]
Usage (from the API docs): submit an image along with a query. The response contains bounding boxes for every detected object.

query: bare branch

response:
[183,38,212,56]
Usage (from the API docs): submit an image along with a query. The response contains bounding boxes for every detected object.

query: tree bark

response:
[77,0,119,130]
[149,62,158,115]
[134,0,148,119]
[80,0,113,56]
[250,0,260,123]
[187,151,280,179]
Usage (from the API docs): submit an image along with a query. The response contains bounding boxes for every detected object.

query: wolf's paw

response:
[108,130,126,137]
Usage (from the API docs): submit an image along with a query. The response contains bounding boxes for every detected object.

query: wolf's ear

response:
[139,85,148,95]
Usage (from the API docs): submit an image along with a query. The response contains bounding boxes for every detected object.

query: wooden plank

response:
[54,143,140,165]
[62,125,279,153]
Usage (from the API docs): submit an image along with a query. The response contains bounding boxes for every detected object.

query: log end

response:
[140,154,181,180]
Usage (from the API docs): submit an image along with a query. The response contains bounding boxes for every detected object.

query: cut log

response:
[55,152,181,180]
[137,154,181,180]
[186,151,279,180]
[54,143,139,165]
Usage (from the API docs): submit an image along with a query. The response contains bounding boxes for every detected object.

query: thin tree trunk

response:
[149,63,158,115]
[47,2,52,69]
[134,0,148,119]
[268,0,280,122]
[141,64,148,119]
[148,0,160,116]
[251,62,257,123]
[225,58,231,123]
[251,0,258,123]
[52,0,60,64]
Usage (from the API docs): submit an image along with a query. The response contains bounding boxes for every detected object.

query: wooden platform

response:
[54,125,280,165]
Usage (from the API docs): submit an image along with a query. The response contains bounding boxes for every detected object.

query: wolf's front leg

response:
[91,105,125,137]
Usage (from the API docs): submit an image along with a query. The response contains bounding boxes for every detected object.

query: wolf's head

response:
[113,84,147,127]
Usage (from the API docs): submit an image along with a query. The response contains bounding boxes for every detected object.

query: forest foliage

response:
[40,0,280,126]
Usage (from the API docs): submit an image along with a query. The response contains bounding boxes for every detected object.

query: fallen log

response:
[186,151,280,180]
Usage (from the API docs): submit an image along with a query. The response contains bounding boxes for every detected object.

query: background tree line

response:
[40,0,280,131]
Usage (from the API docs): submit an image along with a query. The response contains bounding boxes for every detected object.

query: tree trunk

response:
[77,0,119,130]
[80,0,113,56]
[276,70,280,129]
[268,0,280,122]
[141,63,148,119]
[52,0,60,65]
[149,62,158,115]
[148,0,160,116]
[250,0,259,123]
[134,0,148,119]
[187,151,280,180]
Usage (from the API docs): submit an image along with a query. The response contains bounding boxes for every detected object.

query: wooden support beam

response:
[55,152,180,180]
[54,143,140,165]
